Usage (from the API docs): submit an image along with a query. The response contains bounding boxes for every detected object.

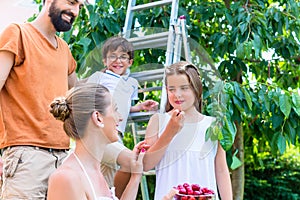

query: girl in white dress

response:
[143,61,233,200]
[47,83,147,200]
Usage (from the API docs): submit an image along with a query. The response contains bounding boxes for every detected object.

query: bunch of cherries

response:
[174,183,215,200]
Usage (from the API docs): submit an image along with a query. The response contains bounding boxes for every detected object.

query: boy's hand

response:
[141,100,159,111]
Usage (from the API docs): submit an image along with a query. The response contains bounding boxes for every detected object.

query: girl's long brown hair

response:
[164,61,203,112]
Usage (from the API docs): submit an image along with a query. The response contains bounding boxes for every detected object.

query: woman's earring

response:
[99,123,104,128]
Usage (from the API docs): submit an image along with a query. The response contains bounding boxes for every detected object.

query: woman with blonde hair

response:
[47,83,146,200]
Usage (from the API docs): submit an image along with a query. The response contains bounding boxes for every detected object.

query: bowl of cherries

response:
[173,183,216,200]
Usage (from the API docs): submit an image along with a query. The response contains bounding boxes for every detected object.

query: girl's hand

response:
[166,109,185,136]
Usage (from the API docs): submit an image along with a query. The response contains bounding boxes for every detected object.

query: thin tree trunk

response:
[223,0,231,9]
[232,121,244,200]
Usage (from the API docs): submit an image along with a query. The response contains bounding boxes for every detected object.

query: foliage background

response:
[32,0,300,199]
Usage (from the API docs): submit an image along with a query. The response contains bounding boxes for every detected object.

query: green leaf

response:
[239,22,248,35]
[236,43,244,59]
[206,121,222,141]
[291,92,300,116]
[271,111,284,130]
[274,12,280,22]
[233,95,244,112]
[241,87,252,110]
[218,35,227,45]
[210,81,224,95]
[253,33,261,59]
[219,113,236,151]
[244,41,253,59]
[224,82,234,96]
[230,150,243,170]
[270,131,280,152]
[233,82,244,99]
[258,87,270,112]
[225,10,233,24]
[279,92,292,118]
[90,12,100,29]
[103,18,120,34]
[284,121,296,144]
[77,38,91,54]
[277,134,286,155]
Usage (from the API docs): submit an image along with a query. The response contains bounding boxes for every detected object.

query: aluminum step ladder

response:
[123,0,191,65]
[122,1,191,199]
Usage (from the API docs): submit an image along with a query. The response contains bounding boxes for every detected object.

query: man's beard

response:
[49,1,75,32]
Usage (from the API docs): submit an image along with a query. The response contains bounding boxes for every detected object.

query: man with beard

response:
[0,0,83,199]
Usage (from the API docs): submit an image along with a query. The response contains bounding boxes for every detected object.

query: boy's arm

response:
[130,100,158,112]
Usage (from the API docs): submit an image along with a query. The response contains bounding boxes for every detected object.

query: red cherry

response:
[201,187,209,194]
[179,188,187,195]
[185,186,192,191]
[191,184,200,191]
[183,183,190,188]
[188,197,196,200]
[187,189,194,195]
[193,190,201,195]
[181,196,188,200]
[177,184,183,189]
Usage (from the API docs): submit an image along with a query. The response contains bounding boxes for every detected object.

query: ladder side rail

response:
[162,0,180,113]
[173,22,182,63]
[180,17,192,62]
[165,27,175,66]
[165,0,179,66]
[123,0,137,38]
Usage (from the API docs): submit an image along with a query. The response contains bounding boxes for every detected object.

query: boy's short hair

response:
[102,36,134,60]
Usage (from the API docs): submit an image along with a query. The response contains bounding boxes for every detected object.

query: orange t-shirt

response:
[0,23,76,149]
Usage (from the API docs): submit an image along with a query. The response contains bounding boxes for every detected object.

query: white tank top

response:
[154,113,219,200]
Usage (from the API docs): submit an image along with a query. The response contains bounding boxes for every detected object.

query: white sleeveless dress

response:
[73,153,119,200]
[154,113,219,200]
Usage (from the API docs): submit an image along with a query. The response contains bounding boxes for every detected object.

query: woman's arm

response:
[215,142,233,200]
[119,148,145,200]
[114,141,150,198]
[114,149,133,198]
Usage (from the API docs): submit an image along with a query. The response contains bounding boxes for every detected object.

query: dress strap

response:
[73,153,98,200]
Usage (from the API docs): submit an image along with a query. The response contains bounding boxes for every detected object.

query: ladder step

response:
[143,169,156,176]
[136,130,146,136]
[131,68,164,82]
[131,0,173,12]
[138,86,162,93]
[128,111,157,122]
[128,32,169,50]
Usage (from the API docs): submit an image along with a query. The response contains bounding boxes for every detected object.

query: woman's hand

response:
[130,141,149,174]
[162,188,178,200]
